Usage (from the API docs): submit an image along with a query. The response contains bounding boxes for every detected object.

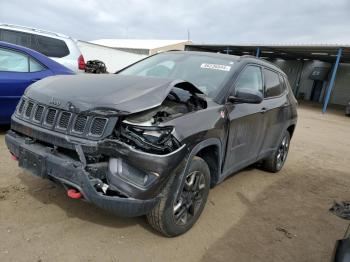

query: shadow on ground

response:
[0,125,10,135]
[201,164,350,262]
[16,171,159,234]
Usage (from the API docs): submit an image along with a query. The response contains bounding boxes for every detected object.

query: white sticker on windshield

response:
[200,63,231,71]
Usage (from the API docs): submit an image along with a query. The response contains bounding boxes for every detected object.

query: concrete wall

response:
[77,41,146,73]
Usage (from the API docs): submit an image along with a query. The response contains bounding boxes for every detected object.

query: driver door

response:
[223,65,267,173]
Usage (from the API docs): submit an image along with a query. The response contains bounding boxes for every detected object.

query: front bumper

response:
[5,130,159,217]
[10,116,187,199]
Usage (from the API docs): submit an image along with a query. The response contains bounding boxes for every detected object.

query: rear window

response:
[33,35,69,58]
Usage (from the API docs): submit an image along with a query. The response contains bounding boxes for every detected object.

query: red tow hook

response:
[10,154,18,161]
[67,189,82,199]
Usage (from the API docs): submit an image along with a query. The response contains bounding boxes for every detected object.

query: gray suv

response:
[5,51,298,236]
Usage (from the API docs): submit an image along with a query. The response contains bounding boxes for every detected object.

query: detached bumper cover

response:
[5,130,158,217]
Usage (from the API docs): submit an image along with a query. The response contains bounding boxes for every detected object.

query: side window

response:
[234,65,263,94]
[0,29,31,48]
[264,69,283,98]
[0,47,29,72]
[279,74,287,93]
[29,58,46,72]
[283,75,293,93]
[33,35,69,58]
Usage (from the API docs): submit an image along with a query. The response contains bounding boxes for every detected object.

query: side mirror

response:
[228,88,263,104]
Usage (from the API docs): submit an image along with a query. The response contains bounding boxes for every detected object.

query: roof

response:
[186,43,350,63]
[90,39,190,50]
[0,23,70,39]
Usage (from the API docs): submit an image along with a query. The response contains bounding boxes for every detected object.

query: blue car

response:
[0,41,74,124]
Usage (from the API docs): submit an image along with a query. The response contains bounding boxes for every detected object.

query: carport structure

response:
[185,44,350,112]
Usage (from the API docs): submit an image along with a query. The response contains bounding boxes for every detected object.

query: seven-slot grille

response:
[57,112,71,129]
[34,105,44,122]
[90,118,107,136]
[25,102,34,118]
[16,98,109,138]
[73,115,88,133]
[45,108,57,126]
[17,99,25,114]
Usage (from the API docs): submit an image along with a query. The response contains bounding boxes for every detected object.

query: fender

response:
[173,138,223,198]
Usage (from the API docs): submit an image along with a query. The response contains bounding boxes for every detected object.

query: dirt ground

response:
[0,103,350,262]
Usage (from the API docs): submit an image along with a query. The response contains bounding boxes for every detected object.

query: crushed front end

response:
[5,82,205,217]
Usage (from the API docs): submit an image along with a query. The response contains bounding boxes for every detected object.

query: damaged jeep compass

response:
[5,51,297,236]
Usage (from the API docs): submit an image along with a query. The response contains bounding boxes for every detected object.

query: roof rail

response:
[240,54,283,71]
[0,23,70,38]
[241,55,257,59]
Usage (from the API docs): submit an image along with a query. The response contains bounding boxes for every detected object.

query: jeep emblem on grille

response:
[49,97,61,106]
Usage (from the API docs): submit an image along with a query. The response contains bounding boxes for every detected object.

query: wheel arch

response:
[287,124,296,138]
[186,138,222,188]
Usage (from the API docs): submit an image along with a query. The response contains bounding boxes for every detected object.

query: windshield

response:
[118,52,235,98]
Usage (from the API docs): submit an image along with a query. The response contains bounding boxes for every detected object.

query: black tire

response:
[262,131,291,173]
[146,156,210,237]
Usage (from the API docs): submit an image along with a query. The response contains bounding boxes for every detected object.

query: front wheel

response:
[262,131,291,173]
[146,156,210,237]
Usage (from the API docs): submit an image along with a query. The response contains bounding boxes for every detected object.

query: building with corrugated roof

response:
[90,39,192,55]
[186,43,350,112]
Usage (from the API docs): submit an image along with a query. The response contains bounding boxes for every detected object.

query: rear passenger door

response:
[258,68,289,157]
[223,65,267,173]
[0,47,52,123]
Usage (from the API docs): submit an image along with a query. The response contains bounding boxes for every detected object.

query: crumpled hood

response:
[25,74,202,114]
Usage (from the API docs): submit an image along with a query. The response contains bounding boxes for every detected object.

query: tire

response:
[262,131,291,173]
[146,156,210,237]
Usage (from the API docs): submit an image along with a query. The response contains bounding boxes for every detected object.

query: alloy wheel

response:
[173,171,206,226]
[276,134,290,169]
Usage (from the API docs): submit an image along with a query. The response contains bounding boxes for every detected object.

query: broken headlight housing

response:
[119,123,181,154]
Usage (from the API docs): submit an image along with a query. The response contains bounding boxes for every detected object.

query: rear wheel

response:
[262,131,290,172]
[147,156,210,237]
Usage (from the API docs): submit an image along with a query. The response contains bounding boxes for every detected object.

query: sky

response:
[1,0,350,44]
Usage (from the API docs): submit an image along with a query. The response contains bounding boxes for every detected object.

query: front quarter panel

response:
[164,101,227,156]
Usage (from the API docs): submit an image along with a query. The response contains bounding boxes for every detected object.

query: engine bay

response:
[115,86,207,154]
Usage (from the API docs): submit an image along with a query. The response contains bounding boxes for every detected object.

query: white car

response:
[0,23,85,73]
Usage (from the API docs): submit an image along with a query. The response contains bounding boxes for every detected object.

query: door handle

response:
[260,107,268,113]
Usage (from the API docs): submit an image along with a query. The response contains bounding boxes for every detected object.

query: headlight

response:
[132,125,173,143]
[119,123,180,154]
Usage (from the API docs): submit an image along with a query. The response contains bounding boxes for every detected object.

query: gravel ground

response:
[0,103,350,262]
